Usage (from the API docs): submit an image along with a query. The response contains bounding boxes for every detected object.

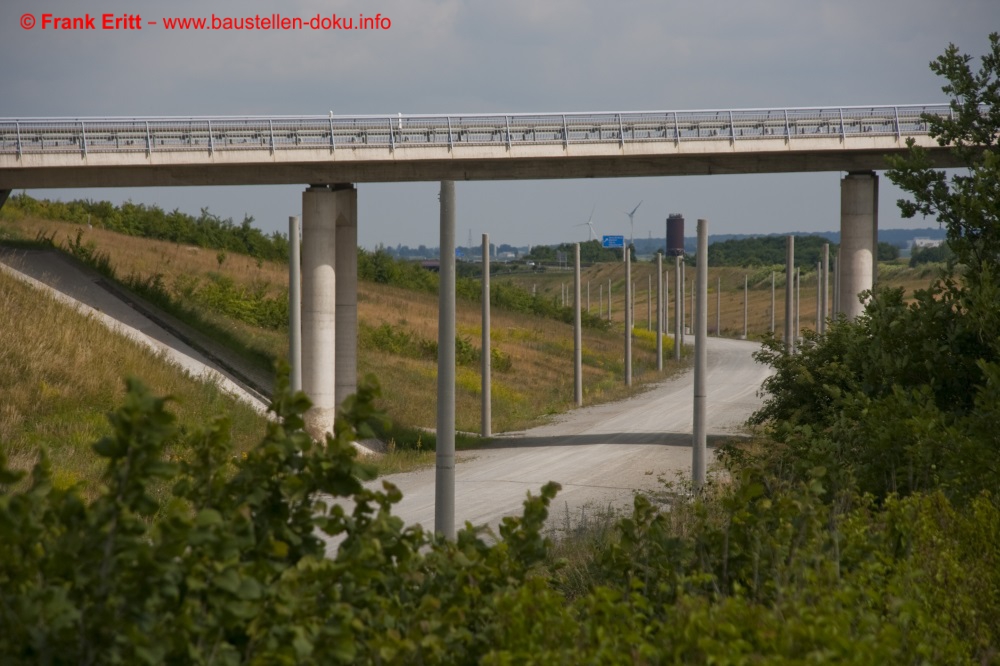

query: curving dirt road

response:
[366,336,772,539]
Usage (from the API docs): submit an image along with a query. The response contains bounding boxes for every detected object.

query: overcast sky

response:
[3,0,996,248]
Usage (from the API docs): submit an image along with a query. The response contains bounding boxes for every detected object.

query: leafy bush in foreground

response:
[2,373,998,663]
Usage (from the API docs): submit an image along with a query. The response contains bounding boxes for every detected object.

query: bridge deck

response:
[0,104,963,187]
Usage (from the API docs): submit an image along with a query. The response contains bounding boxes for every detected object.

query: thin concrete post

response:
[742,274,748,340]
[832,257,839,317]
[821,243,830,334]
[693,219,708,492]
[656,253,663,371]
[674,256,682,361]
[680,260,686,346]
[795,267,801,347]
[664,268,669,334]
[716,276,721,337]
[436,181,456,539]
[599,283,604,318]
[689,272,695,336]
[632,280,636,329]
[770,271,775,334]
[625,251,632,386]
[301,186,337,441]
[840,172,877,318]
[587,281,590,314]
[785,235,794,353]
[334,184,358,410]
[288,215,302,393]
[816,261,822,333]
[608,279,612,321]
[647,275,652,332]
[574,243,583,406]
[481,233,491,438]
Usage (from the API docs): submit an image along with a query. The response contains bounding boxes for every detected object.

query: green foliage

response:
[4,374,998,663]
[358,245,439,292]
[359,322,511,371]
[751,34,1000,504]
[4,193,290,264]
[707,234,835,267]
[887,33,1000,277]
[877,241,901,261]
[909,242,954,266]
[0,374,565,663]
[525,239,623,263]
[174,272,288,330]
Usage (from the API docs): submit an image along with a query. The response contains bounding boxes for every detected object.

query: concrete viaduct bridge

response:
[0,103,963,451]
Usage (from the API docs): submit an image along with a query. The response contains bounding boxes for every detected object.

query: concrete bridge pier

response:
[839,171,878,319]
[301,183,356,441]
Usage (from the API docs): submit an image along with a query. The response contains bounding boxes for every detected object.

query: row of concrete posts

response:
[288,171,880,536]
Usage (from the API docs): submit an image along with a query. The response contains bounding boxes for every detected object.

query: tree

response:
[886,33,1000,276]
[750,35,1000,503]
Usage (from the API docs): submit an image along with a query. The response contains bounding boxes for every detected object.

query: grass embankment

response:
[0,214,685,474]
[511,259,938,340]
[0,265,270,496]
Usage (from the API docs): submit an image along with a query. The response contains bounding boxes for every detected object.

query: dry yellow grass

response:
[512,259,940,342]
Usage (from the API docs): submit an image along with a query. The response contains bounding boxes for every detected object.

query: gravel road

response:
[364,335,772,539]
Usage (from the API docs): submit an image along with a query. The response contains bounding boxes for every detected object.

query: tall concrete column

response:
[785,235,794,353]
[821,243,830,334]
[436,181,456,539]
[656,254,663,371]
[795,267,801,347]
[833,256,840,317]
[815,262,822,334]
[301,186,338,440]
[482,233,491,437]
[624,250,632,386]
[663,267,669,334]
[647,275,652,332]
[674,257,682,361]
[289,216,302,393]
[681,261,686,343]
[840,171,878,319]
[770,271,775,334]
[574,243,583,406]
[693,219,708,492]
[334,184,358,409]
[716,276,721,337]
[742,274,748,340]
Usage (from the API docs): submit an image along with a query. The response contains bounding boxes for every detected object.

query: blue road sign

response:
[602,235,625,249]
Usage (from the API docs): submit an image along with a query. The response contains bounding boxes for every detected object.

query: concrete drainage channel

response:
[0,247,272,413]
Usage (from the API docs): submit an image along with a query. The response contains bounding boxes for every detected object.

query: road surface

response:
[359,335,771,543]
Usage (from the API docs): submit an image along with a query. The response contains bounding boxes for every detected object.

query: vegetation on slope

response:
[0,264,270,495]
[0,211,676,446]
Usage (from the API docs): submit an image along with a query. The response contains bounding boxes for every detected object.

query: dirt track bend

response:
[363,335,771,541]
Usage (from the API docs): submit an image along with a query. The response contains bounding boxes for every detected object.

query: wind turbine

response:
[625,200,643,247]
[573,204,599,241]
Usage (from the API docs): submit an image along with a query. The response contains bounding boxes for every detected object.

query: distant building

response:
[666,214,685,256]
[911,237,944,249]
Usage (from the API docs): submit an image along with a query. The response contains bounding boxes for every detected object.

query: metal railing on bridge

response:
[0,104,953,159]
